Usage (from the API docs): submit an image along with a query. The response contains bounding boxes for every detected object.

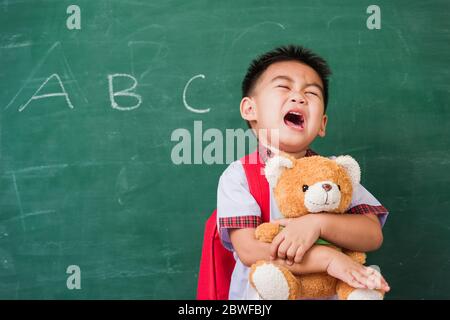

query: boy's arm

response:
[271,213,382,265]
[230,227,390,291]
[272,183,388,262]
[316,213,383,252]
[230,227,335,273]
[315,182,388,252]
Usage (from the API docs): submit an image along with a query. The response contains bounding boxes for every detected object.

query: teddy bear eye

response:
[302,185,309,192]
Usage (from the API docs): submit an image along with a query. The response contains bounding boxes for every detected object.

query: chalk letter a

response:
[66,5,81,30]
[366,5,381,30]
[66,265,81,290]
[19,73,75,112]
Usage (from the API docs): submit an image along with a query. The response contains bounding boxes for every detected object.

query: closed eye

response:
[305,91,319,96]
[277,85,290,90]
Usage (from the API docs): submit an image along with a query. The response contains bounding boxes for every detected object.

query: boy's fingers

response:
[366,279,377,290]
[285,260,293,266]
[286,245,298,264]
[364,266,379,276]
[349,267,391,291]
[350,270,370,288]
[365,266,387,288]
[371,270,390,292]
[345,272,366,289]
[380,276,391,292]
[366,270,383,290]
[353,269,391,292]
[270,234,285,259]
[381,283,390,292]
[277,240,291,260]
[294,246,306,263]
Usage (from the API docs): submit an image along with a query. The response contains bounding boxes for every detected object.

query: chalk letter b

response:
[66,5,81,30]
[108,74,142,111]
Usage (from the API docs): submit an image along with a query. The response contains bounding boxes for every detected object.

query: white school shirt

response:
[216,158,389,300]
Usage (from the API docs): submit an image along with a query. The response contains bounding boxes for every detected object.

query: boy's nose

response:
[290,91,306,104]
[322,184,332,192]
[291,97,305,104]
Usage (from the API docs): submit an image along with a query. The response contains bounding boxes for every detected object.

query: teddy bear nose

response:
[322,184,332,192]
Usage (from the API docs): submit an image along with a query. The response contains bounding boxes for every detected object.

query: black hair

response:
[241,45,332,128]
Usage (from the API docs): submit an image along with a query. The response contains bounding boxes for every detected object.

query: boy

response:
[217,45,391,299]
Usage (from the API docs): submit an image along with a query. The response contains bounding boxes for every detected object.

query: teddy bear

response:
[248,154,385,300]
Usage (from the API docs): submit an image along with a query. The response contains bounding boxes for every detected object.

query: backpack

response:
[196,151,271,300]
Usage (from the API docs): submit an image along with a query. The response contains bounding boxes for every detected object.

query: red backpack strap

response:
[196,209,235,300]
[240,151,270,222]
[196,151,270,300]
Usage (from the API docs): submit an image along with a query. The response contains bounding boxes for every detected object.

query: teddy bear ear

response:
[264,155,294,188]
[334,155,361,187]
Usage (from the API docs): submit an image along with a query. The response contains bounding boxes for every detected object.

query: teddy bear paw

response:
[250,262,297,300]
[347,289,384,300]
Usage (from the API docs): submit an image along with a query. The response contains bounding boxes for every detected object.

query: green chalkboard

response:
[0,0,449,299]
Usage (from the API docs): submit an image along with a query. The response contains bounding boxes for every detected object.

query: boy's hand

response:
[270,215,321,265]
[327,251,391,292]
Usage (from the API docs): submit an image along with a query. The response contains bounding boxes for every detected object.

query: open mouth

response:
[283,111,305,130]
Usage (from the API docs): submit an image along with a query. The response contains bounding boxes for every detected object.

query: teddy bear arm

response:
[255,223,281,243]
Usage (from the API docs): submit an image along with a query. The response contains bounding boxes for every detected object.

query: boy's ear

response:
[318,114,328,137]
[240,97,257,122]
[264,155,294,188]
[334,155,361,187]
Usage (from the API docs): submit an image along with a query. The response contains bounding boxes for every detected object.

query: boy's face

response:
[241,60,328,154]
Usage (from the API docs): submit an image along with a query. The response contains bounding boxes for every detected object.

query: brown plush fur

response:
[255,223,281,243]
[251,154,376,300]
[274,156,353,218]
